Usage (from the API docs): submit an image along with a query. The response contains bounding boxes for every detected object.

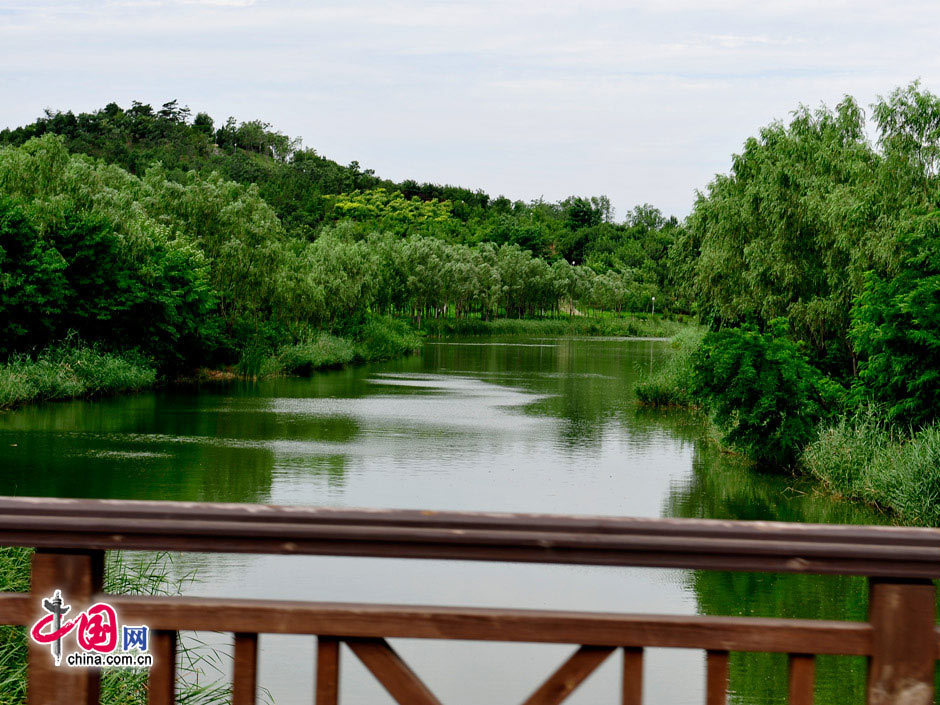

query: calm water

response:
[0,337,884,704]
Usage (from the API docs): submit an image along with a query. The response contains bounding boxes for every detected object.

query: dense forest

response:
[0,99,682,401]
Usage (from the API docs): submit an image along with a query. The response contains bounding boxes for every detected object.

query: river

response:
[0,336,883,704]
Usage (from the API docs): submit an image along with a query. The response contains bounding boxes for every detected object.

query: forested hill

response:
[0,100,683,404]
[0,99,679,275]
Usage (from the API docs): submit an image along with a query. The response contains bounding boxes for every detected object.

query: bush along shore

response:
[2,313,694,410]
[630,83,940,526]
[0,315,423,410]
[636,326,940,527]
[0,342,155,410]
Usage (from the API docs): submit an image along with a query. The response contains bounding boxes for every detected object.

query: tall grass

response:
[274,333,356,375]
[238,315,422,378]
[422,313,688,339]
[802,409,940,525]
[0,549,236,705]
[634,327,705,407]
[0,342,155,410]
[352,314,422,362]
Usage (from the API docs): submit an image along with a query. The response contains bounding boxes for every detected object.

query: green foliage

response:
[850,212,940,427]
[802,409,940,525]
[330,188,453,235]
[0,196,68,349]
[1,101,683,312]
[422,313,687,338]
[635,327,704,406]
[0,125,680,396]
[690,321,842,466]
[675,83,940,377]
[0,341,156,409]
[277,334,355,375]
[351,315,422,362]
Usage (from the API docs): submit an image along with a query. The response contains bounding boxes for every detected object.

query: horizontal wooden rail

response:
[3,496,940,704]
[0,592,876,654]
[2,496,940,576]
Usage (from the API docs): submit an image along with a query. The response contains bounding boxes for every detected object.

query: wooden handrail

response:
[3,496,938,705]
[2,496,940,576]
[0,592,877,653]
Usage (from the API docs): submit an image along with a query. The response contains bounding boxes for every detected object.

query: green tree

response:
[851,212,940,427]
[691,321,841,466]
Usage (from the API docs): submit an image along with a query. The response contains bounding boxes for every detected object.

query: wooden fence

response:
[0,496,937,705]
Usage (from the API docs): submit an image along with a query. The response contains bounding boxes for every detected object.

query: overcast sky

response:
[2,0,939,219]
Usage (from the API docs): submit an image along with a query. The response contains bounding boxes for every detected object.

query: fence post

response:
[27,549,105,705]
[866,577,935,705]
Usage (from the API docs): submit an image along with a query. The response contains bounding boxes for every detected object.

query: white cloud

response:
[1,0,940,216]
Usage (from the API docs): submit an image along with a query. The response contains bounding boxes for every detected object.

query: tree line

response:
[633,81,940,523]
[0,125,678,373]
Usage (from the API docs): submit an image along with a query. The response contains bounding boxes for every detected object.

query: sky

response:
[2,1,940,219]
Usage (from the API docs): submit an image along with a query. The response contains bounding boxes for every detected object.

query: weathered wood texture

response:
[520,645,614,705]
[91,596,876,654]
[315,637,340,705]
[27,550,104,705]
[2,496,940,576]
[866,579,935,705]
[232,632,259,705]
[705,650,729,705]
[346,638,442,705]
[3,497,940,705]
[621,648,643,705]
[787,654,814,705]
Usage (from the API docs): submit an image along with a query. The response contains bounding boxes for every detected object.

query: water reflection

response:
[0,337,899,704]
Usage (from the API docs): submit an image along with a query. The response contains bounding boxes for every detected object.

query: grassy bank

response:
[0,344,156,410]
[422,314,691,339]
[634,327,704,406]
[636,334,940,527]
[802,412,940,525]
[238,315,422,378]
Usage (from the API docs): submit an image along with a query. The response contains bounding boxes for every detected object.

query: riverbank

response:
[802,414,940,525]
[637,333,940,527]
[421,313,690,339]
[238,315,422,378]
[0,316,422,410]
[1,314,692,410]
[0,344,156,410]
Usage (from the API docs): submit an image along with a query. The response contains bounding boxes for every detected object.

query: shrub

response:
[0,196,217,369]
[690,320,842,467]
[278,333,355,374]
[850,212,940,428]
[353,315,422,362]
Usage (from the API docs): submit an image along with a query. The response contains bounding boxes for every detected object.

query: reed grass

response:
[238,314,421,378]
[801,408,940,525]
[0,342,155,410]
[634,326,705,407]
[422,313,689,339]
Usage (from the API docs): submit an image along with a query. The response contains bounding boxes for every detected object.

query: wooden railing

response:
[0,497,938,705]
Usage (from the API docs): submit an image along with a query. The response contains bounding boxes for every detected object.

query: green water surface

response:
[0,337,887,704]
